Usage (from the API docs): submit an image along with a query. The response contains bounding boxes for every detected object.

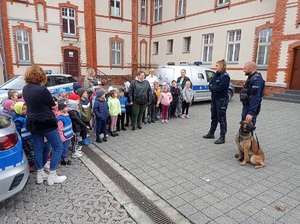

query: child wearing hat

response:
[57,88,67,100]
[13,102,35,172]
[93,89,109,143]
[77,88,92,145]
[56,100,74,165]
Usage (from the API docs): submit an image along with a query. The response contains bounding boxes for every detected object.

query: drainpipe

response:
[0,1,8,82]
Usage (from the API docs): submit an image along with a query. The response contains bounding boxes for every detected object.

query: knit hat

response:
[77,88,86,97]
[73,82,82,92]
[119,88,125,93]
[14,102,25,115]
[96,89,105,98]
[107,86,114,93]
[2,100,14,111]
[67,99,78,110]
[69,93,80,101]
[57,88,66,95]
[58,100,68,111]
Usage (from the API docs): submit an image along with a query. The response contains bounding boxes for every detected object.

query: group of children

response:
[0,76,194,172]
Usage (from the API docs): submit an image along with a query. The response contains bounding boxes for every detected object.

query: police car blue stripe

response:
[0,136,23,171]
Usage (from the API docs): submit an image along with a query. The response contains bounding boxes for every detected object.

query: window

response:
[206,70,215,83]
[167,39,173,54]
[16,30,31,64]
[111,0,121,17]
[257,29,272,66]
[154,0,162,23]
[153,41,159,55]
[111,41,122,66]
[226,30,241,62]
[202,34,214,63]
[183,37,191,53]
[141,0,146,23]
[177,0,185,17]
[62,7,76,36]
[218,0,228,6]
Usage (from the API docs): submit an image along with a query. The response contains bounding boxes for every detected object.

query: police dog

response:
[235,121,265,169]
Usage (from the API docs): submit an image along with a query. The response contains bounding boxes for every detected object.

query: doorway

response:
[290,47,300,90]
[63,49,79,77]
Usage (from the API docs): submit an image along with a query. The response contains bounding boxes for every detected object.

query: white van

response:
[156,64,234,102]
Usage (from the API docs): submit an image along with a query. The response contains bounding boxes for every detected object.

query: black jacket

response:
[209,70,230,100]
[68,110,87,133]
[176,76,192,89]
[128,79,151,105]
[171,87,181,102]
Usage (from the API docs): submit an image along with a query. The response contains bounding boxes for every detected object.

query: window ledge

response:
[202,62,212,65]
[153,21,162,25]
[216,3,229,9]
[152,53,158,55]
[182,51,190,54]
[166,52,173,55]
[257,66,268,70]
[110,15,122,20]
[18,62,32,66]
[226,61,238,64]
[63,34,78,39]
[176,15,185,20]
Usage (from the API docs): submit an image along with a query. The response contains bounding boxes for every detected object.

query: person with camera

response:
[240,61,265,126]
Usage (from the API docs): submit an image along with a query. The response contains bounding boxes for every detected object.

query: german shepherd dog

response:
[235,121,265,169]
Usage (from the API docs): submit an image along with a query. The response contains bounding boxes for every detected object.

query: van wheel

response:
[228,90,233,101]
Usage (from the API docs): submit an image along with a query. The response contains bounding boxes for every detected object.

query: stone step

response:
[285,89,300,95]
[264,96,300,104]
[273,92,300,100]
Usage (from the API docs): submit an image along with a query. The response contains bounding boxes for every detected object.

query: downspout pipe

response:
[0,1,8,82]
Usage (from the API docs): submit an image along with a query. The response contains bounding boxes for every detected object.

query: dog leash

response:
[253,131,260,154]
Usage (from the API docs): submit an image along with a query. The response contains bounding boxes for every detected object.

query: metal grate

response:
[83,147,175,224]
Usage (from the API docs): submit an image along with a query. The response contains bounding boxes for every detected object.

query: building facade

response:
[0,0,299,95]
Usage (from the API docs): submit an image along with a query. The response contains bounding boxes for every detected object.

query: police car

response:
[0,114,29,202]
[0,73,77,103]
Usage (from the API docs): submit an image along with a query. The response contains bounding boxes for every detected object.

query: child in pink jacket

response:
[156,86,172,124]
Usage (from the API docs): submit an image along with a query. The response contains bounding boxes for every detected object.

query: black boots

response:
[214,136,225,144]
[203,132,215,139]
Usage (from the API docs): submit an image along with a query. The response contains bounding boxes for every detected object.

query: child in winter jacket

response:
[117,88,128,131]
[107,89,121,136]
[93,90,109,143]
[156,85,172,124]
[56,100,74,165]
[170,80,181,119]
[181,81,194,119]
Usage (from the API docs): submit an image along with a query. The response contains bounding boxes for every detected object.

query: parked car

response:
[156,63,235,102]
[0,74,77,103]
[0,114,29,202]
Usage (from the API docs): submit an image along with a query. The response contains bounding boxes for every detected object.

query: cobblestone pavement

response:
[1,98,300,224]
[90,98,300,224]
[0,160,137,224]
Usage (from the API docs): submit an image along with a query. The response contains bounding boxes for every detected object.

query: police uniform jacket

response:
[209,70,230,100]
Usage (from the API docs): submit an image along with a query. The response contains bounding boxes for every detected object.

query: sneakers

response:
[43,160,50,172]
[96,137,103,143]
[137,125,142,129]
[121,126,127,131]
[185,115,189,119]
[61,158,72,165]
[81,138,90,145]
[37,169,48,184]
[165,119,168,123]
[181,114,185,119]
[161,120,165,124]
[102,136,108,142]
[47,170,67,186]
[75,145,82,151]
[72,151,83,158]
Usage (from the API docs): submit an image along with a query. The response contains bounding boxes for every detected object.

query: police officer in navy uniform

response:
[203,60,230,144]
[240,61,265,125]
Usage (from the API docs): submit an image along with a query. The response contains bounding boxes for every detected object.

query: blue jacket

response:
[56,115,74,139]
[93,98,109,121]
[13,115,32,140]
[209,70,230,100]
[119,97,128,113]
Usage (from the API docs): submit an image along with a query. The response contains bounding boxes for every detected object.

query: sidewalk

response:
[1,98,300,223]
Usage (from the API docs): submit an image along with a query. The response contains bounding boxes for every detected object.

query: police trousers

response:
[209,98,228,136]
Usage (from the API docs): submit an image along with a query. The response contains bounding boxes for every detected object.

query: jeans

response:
[32,129,63,171]
[209,98,228,136]
[61,140,70,159]
[95,119,107,138]
[131,103,147,127]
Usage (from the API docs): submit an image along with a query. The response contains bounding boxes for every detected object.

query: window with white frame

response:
[226,30,241,62]
[62,7,76,35]
[111,41,122,66]
[257,29,272,66]
[153,41,159,54]
[218,0,228,6]
[177,0,185,17]
[111,0,121,17]
[167,39,173,54]
[141,0,146,23]
[183,36,191,52]
[202,34,214,63]
[154,0,162,23]
[16,29,31,64]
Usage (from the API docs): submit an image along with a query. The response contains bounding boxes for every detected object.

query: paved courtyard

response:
[1,97,300,223]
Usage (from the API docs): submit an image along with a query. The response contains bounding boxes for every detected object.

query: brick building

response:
[0,0,299,95]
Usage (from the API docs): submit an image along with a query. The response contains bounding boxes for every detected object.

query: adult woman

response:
[203,60,230,144]
[22,65,67,185]
[176,69,192,89]
[84,68,97,92]
[128,71,151,131]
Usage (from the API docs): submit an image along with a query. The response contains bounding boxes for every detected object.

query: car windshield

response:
[0,76,25,90]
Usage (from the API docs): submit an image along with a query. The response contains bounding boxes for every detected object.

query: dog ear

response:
[239,120,243,125]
